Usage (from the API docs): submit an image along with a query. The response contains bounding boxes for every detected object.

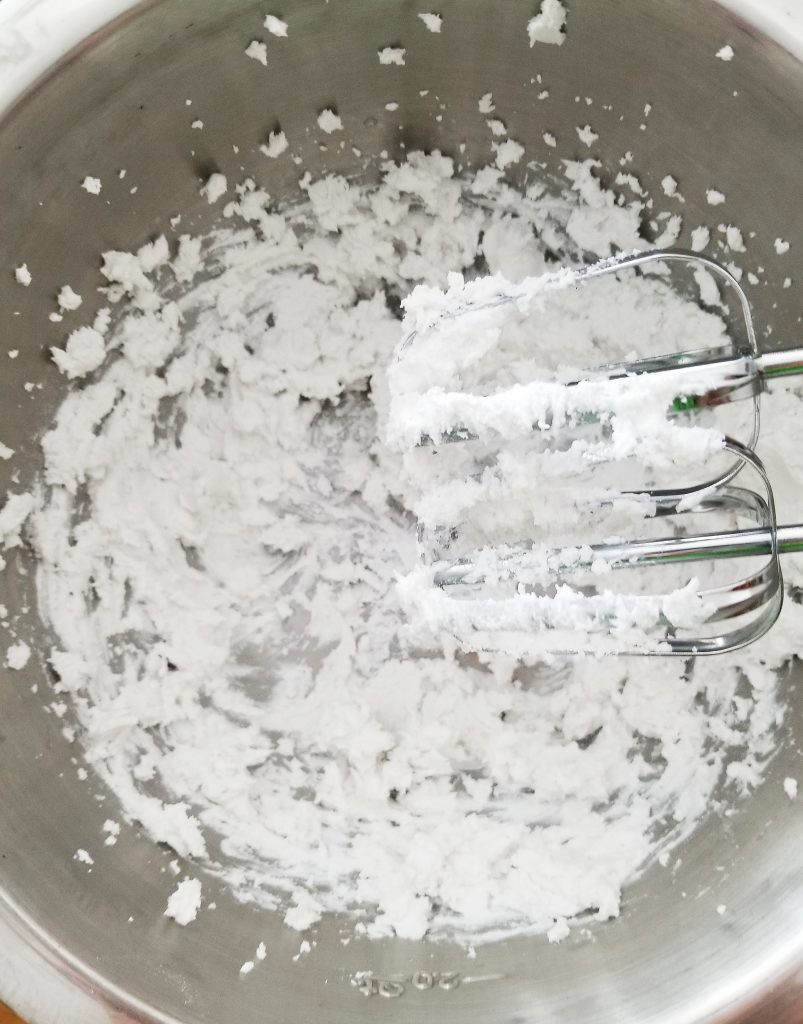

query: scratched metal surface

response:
[0,1,801,1023]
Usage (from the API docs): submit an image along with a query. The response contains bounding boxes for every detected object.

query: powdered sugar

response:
[81,176,102,195]
[576,124,598,147]
[691,226,711,251]
[0,493,35,549]
[165,878,203,926]
[57,285,83,312]
[202,173,228,204]
[5,641,31,670]
[50,327,105,379]
[378,46,406,66]
[15,264,32,286]
[527,0,567,46]
[244,40,268,66]
[263,14,288,37]
[23,150,795,948]
[260,130,289,159]
[316,108,343,133]
[418,13,442,33]
[493,138,525,169]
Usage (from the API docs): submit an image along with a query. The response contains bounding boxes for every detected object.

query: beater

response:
[390,249,803,656]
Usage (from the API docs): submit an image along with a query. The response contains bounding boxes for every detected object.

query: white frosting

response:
[418,13,442,33]
[244,40,268,66]
[24,151,800,946]
[5,640,31,670]
[378,46,406,66]
[527,0,567,46]
[164,878,202,926]
[263,15,288,37]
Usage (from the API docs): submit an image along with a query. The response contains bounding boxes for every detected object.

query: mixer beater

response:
[389,250,803,655]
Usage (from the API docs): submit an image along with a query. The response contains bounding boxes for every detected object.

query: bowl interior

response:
[0,1,802,1022]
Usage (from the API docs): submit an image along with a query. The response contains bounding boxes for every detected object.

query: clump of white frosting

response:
[527,0,567,46]
[165,878,203,926]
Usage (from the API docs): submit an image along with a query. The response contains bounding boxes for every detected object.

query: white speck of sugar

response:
[784,777,798,800]
[239,960,255,975]
[378,47,406,66]
[15,264,32,287]
[103,820,121,846]
[478,92,495,114]
[720,224,746,253]
[57,286,83,313]
[527,0,567,46]
[576,124,598,147]
[706,189,726,206]
[0,493,34,550]
[5,641,31,670]
[543,131,557,147]
[51,327,106,379]
[615,172,644,196]
[165,878,202,926]
[74,849,94,866]
[264,14,288,36]
[245,40,268,65]
[292,940,312,962]
[260,130,289,158]
[256,942,268,960]
[418,12,442,32]
[690,226,710,251]
[317,109,343,134]
[202,173,228,204]
[695,266,722,306]
[284,889,325,931]
[547,918,570,943]
[774,238,790,255]
[81,177,102,195]
[716,45,735,61]
[493,138,525,169]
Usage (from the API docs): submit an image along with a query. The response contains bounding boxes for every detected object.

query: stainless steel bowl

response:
[0,1,802,1022]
